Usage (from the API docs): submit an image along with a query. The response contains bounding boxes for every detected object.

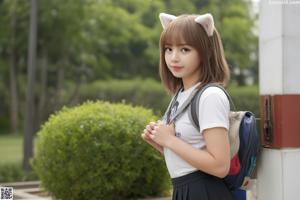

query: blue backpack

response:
[162,83,260,191]
[188,84,260,190]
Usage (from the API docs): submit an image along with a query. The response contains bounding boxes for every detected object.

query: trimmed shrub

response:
[78,78,170,116]
[32,101,170,200]
[0,163,23,182]
[0,162,38,182]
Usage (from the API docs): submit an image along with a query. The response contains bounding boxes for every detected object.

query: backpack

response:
[189,84,260,190]
[163,83,260,190]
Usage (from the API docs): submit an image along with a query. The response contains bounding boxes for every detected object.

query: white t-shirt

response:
[163,83,230,178]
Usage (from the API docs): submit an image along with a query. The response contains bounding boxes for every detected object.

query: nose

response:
[171,50,179,62]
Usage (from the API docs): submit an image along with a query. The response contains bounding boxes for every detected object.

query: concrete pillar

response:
[258,1,300,200]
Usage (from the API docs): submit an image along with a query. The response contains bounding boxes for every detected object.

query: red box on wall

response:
[260,95,300,148]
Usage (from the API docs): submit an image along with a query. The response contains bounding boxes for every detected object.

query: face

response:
[164,43,201,83]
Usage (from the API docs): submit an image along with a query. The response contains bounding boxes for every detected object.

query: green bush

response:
[0,163,23,182]
[228,85,260,117]
[0,82,9,133]
[32,101,170,200]
[77,79,259,118]
[0,162,38,182]
[78,78,170,116]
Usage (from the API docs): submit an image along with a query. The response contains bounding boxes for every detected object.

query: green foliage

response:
[0,117,9,133]
[202,0,258,85]
[77,79,260,118]
[0,163,22,182]
[0,0,258,133]
[78,78,170,116]
[81,1,162,79]
[0,134,39,182]
[0,162,38,182]
[32,101,170,200]
[0,0,258,82]
[228,85,260,117]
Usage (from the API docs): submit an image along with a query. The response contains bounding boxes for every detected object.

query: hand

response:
[141,121,163,153]
[149,121,176,147]
[141,121,157,141]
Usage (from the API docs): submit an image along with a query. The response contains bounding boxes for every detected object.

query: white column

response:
[259,1,300,95]
[258,1,300,200]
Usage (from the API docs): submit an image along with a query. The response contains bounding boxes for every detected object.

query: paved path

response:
[1,180,257,200]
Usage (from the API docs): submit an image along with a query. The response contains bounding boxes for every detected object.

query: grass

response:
[0,134,23,164]
[0,134,40,182]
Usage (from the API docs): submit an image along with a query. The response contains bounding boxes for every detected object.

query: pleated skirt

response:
[171,171,233,200]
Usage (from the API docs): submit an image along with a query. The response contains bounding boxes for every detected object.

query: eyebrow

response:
[165,43,190,46]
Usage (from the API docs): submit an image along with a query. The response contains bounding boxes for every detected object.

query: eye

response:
[164,47,172,52]
[181,48,191,53]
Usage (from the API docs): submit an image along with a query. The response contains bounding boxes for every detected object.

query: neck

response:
[182,78,199,91]
[181,66,201,91]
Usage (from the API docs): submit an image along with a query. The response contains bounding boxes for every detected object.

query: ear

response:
[194,13,214,36]
[159,13,177,29]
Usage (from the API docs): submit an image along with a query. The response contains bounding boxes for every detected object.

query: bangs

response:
[160,15,203,47]
[161,23,186,46]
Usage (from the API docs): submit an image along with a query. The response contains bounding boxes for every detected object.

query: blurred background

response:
[0,0,259,183]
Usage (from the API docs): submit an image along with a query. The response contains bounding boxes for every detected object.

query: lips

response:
[171,66,183,72]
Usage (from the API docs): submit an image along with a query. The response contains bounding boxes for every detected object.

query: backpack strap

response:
[188,83,234,132]
[163,85,204,124]
[161,92,178,123]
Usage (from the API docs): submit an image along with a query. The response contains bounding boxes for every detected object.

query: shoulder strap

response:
[164,86,202,124]
[161,94,176,123]
[188,83,234,132]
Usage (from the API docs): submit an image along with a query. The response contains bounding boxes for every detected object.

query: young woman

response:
[141,13,233,200]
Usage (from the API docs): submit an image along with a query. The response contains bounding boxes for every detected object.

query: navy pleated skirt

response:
[171,171,233,200]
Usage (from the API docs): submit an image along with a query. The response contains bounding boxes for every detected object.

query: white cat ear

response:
[159,13,177,29]
[194,13,215,37]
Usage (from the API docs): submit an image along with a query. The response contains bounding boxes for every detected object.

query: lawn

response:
[0,134,25,164]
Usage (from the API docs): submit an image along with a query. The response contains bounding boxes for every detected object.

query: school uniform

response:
[162,83,233,200]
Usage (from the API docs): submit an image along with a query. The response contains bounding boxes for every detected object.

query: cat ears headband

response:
[159,13,215,37]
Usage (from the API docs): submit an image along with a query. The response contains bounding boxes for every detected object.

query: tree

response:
[24,0,37,172]
[9,0,19,134]
[0,0,258,137]
[0,0,30,133]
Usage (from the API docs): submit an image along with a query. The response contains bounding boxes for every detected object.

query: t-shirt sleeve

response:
[198,87,230,135]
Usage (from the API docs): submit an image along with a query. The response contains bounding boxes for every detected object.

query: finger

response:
[145,132,152,139]
[141,133,146,140]
[149,134,155,140]
[142,133,153,141]
[145,131,152,136]
[146,125,152,132]
[149,121,157,129]
[144,128,152,135]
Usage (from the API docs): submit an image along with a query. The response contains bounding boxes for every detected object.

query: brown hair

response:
[159,14,230,94]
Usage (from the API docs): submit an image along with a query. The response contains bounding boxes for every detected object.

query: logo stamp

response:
[0,187,13,200]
